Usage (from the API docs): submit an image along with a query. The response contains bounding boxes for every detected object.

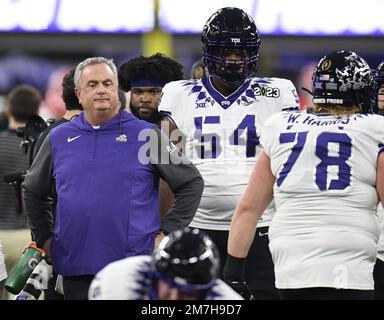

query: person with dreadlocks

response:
[118,53,184,126]
[119,54,185,225]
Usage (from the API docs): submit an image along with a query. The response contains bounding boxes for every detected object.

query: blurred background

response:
[0,0,383,118]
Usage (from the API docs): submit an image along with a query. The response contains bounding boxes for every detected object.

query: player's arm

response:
[159,178,174,220]
[158,82,187,150]
[158,112,186,229]
[22,133,55,255]
[223,151,274,298]
[376,152,384,207]
[228,150,275,258]
[160,116,186,150]
[156,177,175,248]
[149,126,203,235]
[157,84,192,236]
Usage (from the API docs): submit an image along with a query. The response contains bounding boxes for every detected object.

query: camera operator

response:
[0,84,41,299]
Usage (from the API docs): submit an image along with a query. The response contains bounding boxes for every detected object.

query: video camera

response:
[3,115,48,213]
[16,115,48,165]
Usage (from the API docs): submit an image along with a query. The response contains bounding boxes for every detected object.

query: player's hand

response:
[155,232,166,249]
[223,254,255,300]
[21,241,36,254]
[42,238,52,264]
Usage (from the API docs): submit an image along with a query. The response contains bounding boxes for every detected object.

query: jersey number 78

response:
[277,131,352,190]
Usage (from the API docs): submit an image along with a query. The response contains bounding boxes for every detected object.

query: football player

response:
[225,50,384,299]
[158,7,300,299]
[118,53,185,229]
[88,227,242,300]
[118,53,184,126]
[373,61,384,299]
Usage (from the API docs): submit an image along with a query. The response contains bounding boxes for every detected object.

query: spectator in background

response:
[190,59,206,79]
[0,111,8,132]
[118,53,184,221]
[118,53,184,126]
[118,89,127,110]
[296,61,317,111]
[225,50,380,300]
[89,227,242,300]
[39,66,71,121]
[158,7,299,299]
[33,67,83,157]
[0,85,41,298]
[22,57,203,299]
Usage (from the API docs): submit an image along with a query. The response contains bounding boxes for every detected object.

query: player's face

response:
[378,85,384,110]
[157,279,201,300]
[75,63,119,125]
[220,48,248,61]
[130,86,162,122]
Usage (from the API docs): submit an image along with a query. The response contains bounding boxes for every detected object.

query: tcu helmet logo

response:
[231,38,240,44]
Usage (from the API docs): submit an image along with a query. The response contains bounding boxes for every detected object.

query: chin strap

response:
[301,87,313,96]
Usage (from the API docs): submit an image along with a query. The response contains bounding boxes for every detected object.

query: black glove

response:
[223,255,254,300]
[224,278,254,300]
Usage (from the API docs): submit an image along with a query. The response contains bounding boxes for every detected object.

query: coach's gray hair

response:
[74,57,118,88]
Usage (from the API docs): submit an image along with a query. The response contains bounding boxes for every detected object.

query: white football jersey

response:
[377,204,384,262]
[262,111,384,289]
[88,255,243,300]
[159,76,299,230]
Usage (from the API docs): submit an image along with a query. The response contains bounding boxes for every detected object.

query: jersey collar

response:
[202,76,252,110]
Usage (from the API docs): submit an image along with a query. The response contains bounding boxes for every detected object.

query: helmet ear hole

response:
[201,7,261,84]
[312,50,373,113]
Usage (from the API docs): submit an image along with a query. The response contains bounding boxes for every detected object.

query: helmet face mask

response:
[149,227,220,300]
[377,86,384,112]
[373,62,384,115]
[312,50,373,113]
[201,7,261,84]
[206,47,256,84]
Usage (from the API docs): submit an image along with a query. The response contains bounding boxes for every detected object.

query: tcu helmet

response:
[201,7,261,84]
[374,62,384,86]
[373,61,384,115]
[312,50,373,113]
[150,227,220,299]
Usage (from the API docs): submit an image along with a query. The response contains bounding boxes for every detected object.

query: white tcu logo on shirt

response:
[115,134,127,143]
[231,38,240,44]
